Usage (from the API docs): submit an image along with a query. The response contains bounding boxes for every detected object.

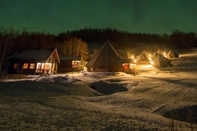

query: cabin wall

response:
[8,61,36,74]
[58,60,72,72]
[8,54,59,75]
[58,60,81,73]
[49,55,59,74]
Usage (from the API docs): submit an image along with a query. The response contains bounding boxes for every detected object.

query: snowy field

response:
[0,49,197,130]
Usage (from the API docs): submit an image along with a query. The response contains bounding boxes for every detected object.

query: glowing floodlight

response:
[131,55,134,59]
[163,52,167,57]
[83,67,87,71]
[150,61,154,65]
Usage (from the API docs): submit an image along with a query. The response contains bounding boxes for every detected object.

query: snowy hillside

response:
[0,49,197,130]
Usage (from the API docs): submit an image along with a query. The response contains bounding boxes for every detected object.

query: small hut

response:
[135,52,150,64]
[141,50,150,57]
[156,49,164,54]
[167,50,179,58]
[152,53,171,67]
[86,41,131,72]
[58,56,81,72]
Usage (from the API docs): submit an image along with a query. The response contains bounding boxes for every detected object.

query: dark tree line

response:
[0,27,197,67]
[68,28,197,51]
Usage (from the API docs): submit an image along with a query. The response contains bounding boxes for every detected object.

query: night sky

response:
[1,0,197,35]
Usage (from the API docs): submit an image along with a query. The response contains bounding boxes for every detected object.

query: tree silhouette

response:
[0,27,197,73]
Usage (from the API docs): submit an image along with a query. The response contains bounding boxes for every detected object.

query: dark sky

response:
[1,0,197,34]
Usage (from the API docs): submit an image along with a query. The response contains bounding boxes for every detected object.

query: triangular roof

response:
[136,53,149,61]
[151,52,157,59]
[156,49,164,54]
[127,51,133,59]
[167,50,179,58]
[86,41,123,67]
[154,53,169,61]
[153,52,171,67]
[141,50,149,57]
[8,48,60,63]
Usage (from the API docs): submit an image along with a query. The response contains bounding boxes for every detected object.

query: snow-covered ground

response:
[0,49,197,130]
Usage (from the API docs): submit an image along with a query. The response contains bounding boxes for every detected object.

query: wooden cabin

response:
[58,56,81,72]
[8,48,60,75]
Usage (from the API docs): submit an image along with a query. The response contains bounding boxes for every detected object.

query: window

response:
[44,63,51,70]
[36,63,41,69]
[30,63,35,69]
[72,60,80,68]
[14,63,19,69]
[36,63,42,73]
[23,63,28,69]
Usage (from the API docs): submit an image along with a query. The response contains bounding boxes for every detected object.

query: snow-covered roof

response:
[167,50,179,58]
[8,48,60,63]
[136,53,149,61]
[86,41,123,67]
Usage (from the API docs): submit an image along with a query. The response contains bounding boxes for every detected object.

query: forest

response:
[0,27,197,71]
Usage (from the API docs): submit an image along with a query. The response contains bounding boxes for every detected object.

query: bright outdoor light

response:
[150,61,154,65]
[83,67,87,71]
[163,52,167,57]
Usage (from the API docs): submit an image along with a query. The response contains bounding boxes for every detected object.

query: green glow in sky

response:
[1,0,197,34]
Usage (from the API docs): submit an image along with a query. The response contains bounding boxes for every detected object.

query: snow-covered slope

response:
[0,49,197,130]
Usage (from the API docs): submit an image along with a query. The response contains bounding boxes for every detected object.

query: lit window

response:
[41,63,45,69]
[14,63,19,69]
[72,60,79,68]
[36,63,42,73]
[23,63,28,69]
[36,63,41,69]
[30,63,35,69]
[44,63,51,70]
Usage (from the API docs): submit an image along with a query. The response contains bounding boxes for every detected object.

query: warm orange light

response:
[83,67,87,71]
[163,52,167,57]
[23,63,28,69]
[14,63,19,69]
[30,63,35,69]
